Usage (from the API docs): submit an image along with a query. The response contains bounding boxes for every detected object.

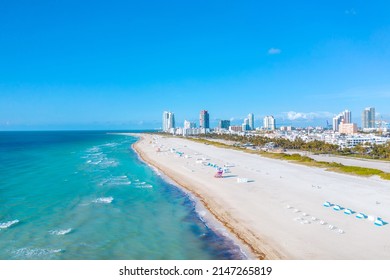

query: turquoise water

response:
[0,131,244,260]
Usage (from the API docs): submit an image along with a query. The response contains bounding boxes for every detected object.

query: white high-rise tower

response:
[362,107,375,129]
[162,111,175,132]
[248,113,255,130]
[263,116,275,131]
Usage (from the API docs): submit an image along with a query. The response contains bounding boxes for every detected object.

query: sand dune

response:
[133,134,390,260]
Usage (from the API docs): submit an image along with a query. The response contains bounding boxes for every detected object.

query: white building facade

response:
[263,116,276,131]
[162,111,175,132]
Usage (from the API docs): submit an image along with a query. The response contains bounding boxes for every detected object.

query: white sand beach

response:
[133,134,390,260]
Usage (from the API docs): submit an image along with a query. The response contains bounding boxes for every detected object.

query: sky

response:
[0,0,390,130]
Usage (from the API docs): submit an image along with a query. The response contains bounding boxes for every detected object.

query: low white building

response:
[339,135,390,148]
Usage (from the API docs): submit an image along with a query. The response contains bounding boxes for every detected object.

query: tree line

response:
[201,133,390,160]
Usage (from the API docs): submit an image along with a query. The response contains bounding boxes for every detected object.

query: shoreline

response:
[130,135,254,259]
[134,148,254,260]
[131,136,256,260]
[131,134,282,260]
[128,133,390,259]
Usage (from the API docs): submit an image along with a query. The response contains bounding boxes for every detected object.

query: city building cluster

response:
[162,107,389,148]
[162,110,276,136]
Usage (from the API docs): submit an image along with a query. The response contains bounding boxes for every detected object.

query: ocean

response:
[0,131,245,260]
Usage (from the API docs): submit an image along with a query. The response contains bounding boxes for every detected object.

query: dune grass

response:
[185,137,390,181]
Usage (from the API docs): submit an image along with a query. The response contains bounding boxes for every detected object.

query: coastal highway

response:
[285,150,390,173]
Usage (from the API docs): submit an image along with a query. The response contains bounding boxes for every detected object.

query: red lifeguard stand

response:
[214,169,223,178]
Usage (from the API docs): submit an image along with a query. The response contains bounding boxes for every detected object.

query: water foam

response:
[99,176,131,186]
[86,147,101,153]
[0,220,19,229]
[101,142,119,147]
[99,159,119,167]
[92,197,114,204]
[13,248,63,258]
[49,228,72,236]
[135,184,153,189]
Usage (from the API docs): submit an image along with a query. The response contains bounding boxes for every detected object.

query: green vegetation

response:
[201,133,390,161]
[183,136,390,181]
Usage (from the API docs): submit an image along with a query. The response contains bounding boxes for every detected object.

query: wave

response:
[101,142,119,147]
[86,147,101,153]
[0,220,19,229]
[99,176,131,186]
[13,248,63,258]
[87,160,102,165]
[99,159,119,167]
[92,197,114,204]
[49,228,72,236]
[85,156,118,168]
[135,184,153,189]
[134,181,146,185]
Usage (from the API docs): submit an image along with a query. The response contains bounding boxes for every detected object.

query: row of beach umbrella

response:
[323,201,387,227]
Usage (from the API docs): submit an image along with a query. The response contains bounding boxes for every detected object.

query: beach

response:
[133,133,390,260]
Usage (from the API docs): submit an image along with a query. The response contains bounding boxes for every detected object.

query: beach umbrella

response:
[356,213,368,219]
[344,208,353,215]
[333,205,342,211]
[374,218,386,226]
[323,201,332,207]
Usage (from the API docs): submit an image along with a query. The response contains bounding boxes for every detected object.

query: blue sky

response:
[0,0,389,130]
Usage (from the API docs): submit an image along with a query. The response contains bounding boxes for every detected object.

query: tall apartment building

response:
[218,120,231,130]
[333,110,352,131]
[333,114,343,132]
[199,110,210,129]
[362,107,375,129]
[162,111,175,132]
[263,116,276,131]
[342,110,352,124]
[184,120,197,129]
[248,113,255,130]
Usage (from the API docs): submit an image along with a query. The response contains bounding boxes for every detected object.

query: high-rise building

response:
[333,110,352,132]
[342,110,352,124]
[162,111,175,132]
[263,116,275,131]
[218,120,230,130]
[184,120,196,129]
[332,114,343,132]
[242,118,250,131]
[248,113,255,130]
[200,110,210,129]
[362,107,375,129]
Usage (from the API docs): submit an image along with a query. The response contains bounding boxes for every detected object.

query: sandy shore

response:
[132,134,390,260]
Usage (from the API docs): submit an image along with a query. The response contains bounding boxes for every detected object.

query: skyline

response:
[1,0,390,130]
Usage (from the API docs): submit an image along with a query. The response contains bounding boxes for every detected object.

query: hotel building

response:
[162,111,175,132]
[248,113,255,130]
[362,107,375,129]
[218,120,231,130]
[263,116,276,131]
[200,110,210,129]
[339,123,358,135]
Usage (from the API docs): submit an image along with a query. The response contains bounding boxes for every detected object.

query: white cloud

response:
[282,111,334,121]
[268,48,281,55]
